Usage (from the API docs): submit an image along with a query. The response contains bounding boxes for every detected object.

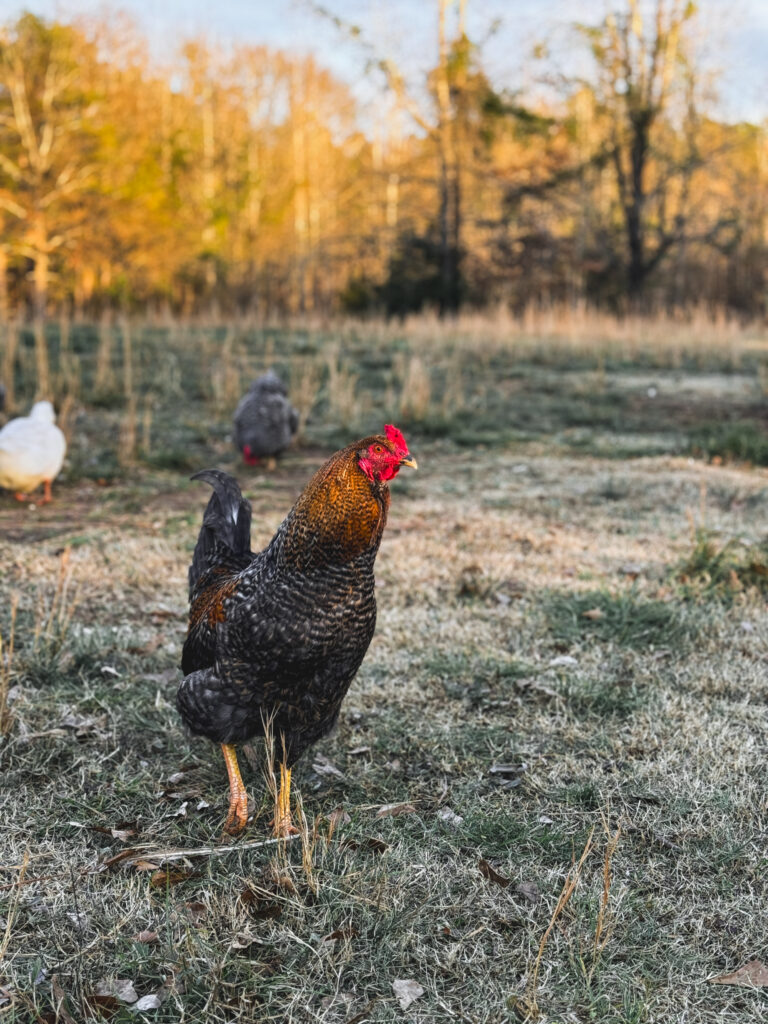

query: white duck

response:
[0,400,66,503]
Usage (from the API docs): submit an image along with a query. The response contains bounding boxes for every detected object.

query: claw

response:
[223,790,250,836]
[221,743,250,838]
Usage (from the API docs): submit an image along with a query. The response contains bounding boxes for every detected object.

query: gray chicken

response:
[232,371,299,468]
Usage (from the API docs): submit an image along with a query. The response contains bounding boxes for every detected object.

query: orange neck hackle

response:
[283,428,415,571]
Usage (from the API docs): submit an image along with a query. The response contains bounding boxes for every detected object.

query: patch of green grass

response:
[676,528,768,601]
[557,672,647,718]
[544,588,692,650]
[690,420,768,466]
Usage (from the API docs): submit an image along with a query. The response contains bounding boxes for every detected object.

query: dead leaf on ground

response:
[375,802,416,818]
[184,901,207,925]
[582,607,604,620]
[99,847,145,871]
[132,860,161,872]
[348,746,370,756]
[311,754,345,778]
[515,881,540,904]
[709,960,768,988]
[150,867,196,887]
[325,807,351,830]
[131,987,170,1012]
[132,930,158,943]
[436,806,463,828]
[93,979,138,1004]
[84,993,119,1019]
[89,824,137,842]
[60,713,108,738]
[479,858,511,888]
[392,979,424,1011]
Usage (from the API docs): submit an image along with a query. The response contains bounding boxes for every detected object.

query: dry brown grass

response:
[0,320,767,1022]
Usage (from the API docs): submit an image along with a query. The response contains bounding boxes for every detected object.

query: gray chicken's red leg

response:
[221,743,250,835]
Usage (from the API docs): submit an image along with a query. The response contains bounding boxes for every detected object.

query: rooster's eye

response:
[374,445,383,453]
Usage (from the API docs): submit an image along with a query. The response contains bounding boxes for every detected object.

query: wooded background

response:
[0,0,765,319]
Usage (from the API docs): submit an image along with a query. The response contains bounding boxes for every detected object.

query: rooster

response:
[178,425,417,837]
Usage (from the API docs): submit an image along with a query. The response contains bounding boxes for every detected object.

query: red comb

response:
[384,424,409,455]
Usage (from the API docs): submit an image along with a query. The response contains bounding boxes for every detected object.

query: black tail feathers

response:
[188,469,252,597]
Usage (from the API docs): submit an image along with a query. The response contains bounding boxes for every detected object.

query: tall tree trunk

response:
[435,0,460,316]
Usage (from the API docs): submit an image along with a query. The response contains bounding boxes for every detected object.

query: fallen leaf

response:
[231,932,259,950]
[479,859,511,888]
[312,755,345,778]
[150,868,195,887]
[184,901,207,925]
[323,926,360,942]
[515,881,540,904]
[101,848,144,870]
[85,993,119,1019]
[132,860,161,872]
[582,607,604,620]
[376,802,416,818]
[709,960,768,988]
[392,979,424,1011]
[436,806,463,828]
[94,979,138,1004]
[132,930,158,943]
[548,655,578,668]
[348,746,371,756]
[130,994,162,1012]
[172,801,189,818]
[326,807,351,829]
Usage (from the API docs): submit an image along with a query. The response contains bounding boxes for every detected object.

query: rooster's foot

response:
[271,814,300,839]
[223,791,250,836]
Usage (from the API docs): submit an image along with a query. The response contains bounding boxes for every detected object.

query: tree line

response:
[0,1,765,319]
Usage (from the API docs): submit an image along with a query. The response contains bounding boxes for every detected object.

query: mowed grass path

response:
[1,440,767,1023]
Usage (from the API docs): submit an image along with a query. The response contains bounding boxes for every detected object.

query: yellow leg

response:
[221,743,249,836]
[273,762,299,838]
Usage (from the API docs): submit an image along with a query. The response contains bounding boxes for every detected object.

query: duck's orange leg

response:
[13,492,28,502]
[41,479,52,504]
[221,743,250,836]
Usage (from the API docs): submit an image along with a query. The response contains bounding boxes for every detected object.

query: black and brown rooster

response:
[178,425,417,837]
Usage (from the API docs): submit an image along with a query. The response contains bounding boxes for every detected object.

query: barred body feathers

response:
[178,427,416,770]
[232,371,299,465]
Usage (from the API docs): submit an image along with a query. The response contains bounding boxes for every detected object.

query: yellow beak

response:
[399,455,418,470]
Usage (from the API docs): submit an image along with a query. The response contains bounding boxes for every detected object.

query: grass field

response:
[1,315,768,1023]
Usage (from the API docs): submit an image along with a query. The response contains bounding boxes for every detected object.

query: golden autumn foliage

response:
[0,3,764,318]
